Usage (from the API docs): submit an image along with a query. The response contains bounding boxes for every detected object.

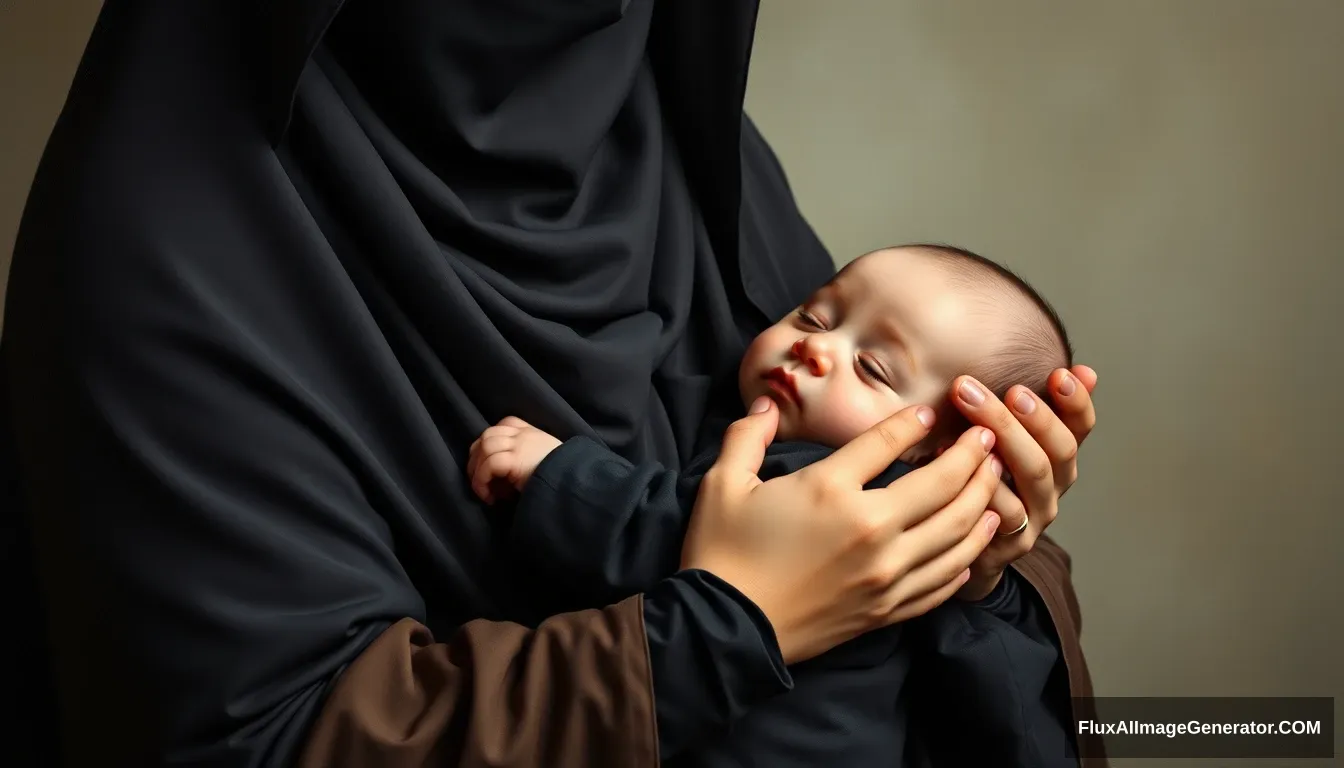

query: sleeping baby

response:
[467,243,1076,767]
[470,242,1070,495]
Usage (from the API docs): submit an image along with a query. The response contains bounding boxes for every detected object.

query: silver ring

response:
[999,514,1029,536]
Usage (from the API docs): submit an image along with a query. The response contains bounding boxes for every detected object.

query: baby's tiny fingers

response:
[480,433,516,456]
[466,442,480,477]
[482,424,521,440]
[473,452,512,502]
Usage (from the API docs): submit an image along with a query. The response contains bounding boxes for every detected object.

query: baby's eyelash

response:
[797,310,824,328]
[858,356,890,386]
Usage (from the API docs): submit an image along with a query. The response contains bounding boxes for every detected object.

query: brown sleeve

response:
[1014,536,1110,768]
[298,594,659,768]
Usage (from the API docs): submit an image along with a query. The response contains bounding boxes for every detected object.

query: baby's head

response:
[738,244,1071,462]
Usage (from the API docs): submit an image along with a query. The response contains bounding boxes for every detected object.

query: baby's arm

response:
[511,436,696,604]
[468,419,696,605]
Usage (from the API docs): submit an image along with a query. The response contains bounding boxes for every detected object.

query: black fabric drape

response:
[2,0,840,765]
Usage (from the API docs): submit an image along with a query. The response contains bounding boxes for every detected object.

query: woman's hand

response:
[680,398,1004,665]
[947,365,1099,600]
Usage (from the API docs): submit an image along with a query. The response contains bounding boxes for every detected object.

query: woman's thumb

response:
[715,396,779,478]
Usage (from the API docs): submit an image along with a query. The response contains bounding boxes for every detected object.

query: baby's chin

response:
[773,419,802,444]
[771,413,835,448]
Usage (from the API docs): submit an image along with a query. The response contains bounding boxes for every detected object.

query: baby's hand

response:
[467,417,563,504]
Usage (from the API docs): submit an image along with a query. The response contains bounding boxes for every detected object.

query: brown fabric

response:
[1014,536,1110,768]
[298,538,1105,768]
[298,594,659,768]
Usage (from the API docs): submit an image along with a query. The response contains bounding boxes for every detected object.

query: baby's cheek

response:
[809,393,904,448]
[738,328,788,393]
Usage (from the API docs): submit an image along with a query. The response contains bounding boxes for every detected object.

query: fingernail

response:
[1058,373,1076,397]
[1013,391,1035,415]
[916,406,935,427]
[750,396,771,414]
[979,428,995,450]
[986,513,1000,535]
[958,379,985,406]
[990,456,1003,476]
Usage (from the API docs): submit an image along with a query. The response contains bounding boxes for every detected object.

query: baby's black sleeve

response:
[508,436,699,607]
[508,438,919,612]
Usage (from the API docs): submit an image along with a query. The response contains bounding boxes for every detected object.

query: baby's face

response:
[738,247,1010,449]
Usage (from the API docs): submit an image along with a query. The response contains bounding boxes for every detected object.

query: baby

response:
[469,243,1071,499]
[467,243,1075,767]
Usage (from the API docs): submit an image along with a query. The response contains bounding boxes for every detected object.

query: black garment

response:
[1,1,1084,765]
[0,1,830,764]
[512,437,1079,766]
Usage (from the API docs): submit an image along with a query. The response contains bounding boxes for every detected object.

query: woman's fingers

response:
[988,478,1028,536]
[894,452,1002,565]
[1069,364,1099,394]
[887,568,972,625]
[880,424,996,526]
[1000,384,1081,495]
[683,396,1044,665]
[950,376,1056,517]
[815,405,938,488]
[1052,366,1098,448]
[887,509,1000,621]
[706,396,779,490]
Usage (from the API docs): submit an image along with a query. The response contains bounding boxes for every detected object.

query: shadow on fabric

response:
[1,356,62,768]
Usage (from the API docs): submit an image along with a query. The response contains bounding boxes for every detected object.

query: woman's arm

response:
[296,572,795,766]
[4,274,791,767]
[7,270,1013,768]
[5,189,1002,768]
[3,105,794,764]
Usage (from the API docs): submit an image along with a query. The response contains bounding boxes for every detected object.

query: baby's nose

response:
[792,336,832,376]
